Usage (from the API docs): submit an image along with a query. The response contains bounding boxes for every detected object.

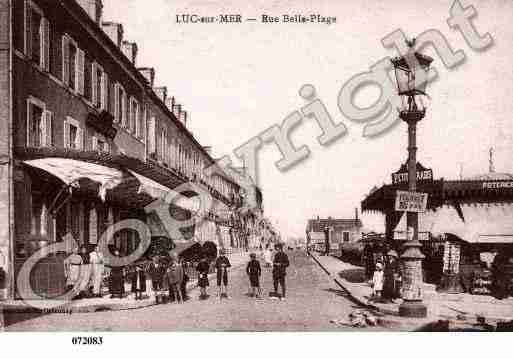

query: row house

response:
[0,0,248,300]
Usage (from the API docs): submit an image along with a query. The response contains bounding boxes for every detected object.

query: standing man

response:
[89,245,105,298]
[215,248,231,299]
[272,243,290,300]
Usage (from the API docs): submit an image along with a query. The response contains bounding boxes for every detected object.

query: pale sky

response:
[103,0,513,238]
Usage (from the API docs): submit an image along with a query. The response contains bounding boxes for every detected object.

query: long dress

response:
[64,254,83,287]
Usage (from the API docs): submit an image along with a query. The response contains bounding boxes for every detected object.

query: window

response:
[24,0,49,71]
[62,35,84,94]
[92,62,108,110]
[26,97,52,147]
[343,232,350,242]
[160,129,167,163]
[92,135,110,153]
[129,97,139,135]
[64,117,83,150]
[114,83,126,125]
[147,115,156,155]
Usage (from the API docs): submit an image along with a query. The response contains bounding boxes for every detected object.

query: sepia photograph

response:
[1,0,513,344]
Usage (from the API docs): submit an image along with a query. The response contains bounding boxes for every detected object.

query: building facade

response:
[0,0,252,300]
[306,214,363,255]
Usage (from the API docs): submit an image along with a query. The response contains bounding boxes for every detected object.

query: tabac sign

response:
[395,191,428,213]
[392,162,433,185]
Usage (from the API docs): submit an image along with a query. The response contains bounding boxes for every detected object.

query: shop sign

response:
[395,191,428,213]
[392,161,433,185]
[443,242,461,274]
[482,181,513,190]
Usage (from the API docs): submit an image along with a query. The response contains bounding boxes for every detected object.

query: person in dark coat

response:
[246,253,262,298]
[148,256,166,304]
[215,249,231,299]
[108,250,125,299]
[166,258,184,303]
[196,256,210,300]
[272,243,290,300]
[130,264,147,300]
[382,250,401,301]
[180,258,190,301]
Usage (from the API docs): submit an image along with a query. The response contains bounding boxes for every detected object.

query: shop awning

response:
[23,158,124,200]
[430,203,513,244]
[127,170,198,212]
[393,210,438,240]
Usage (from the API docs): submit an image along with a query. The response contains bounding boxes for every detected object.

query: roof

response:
[307,218,362,232]
[467,172,513,181]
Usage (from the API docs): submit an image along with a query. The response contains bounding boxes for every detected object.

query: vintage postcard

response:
[1,0,513,343]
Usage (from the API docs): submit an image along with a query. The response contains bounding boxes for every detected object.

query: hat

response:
[387,250,398,258]
[250,252,256,259]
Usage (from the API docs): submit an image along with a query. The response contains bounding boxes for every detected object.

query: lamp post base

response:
[399,300,427,318]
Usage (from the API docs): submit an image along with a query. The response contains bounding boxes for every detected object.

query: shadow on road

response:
[338,269,366,283]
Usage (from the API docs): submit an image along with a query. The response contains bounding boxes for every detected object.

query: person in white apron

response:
[63,247,83,295]
[89,245,105,298]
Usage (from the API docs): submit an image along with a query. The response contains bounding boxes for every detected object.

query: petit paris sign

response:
[392,161,433,185]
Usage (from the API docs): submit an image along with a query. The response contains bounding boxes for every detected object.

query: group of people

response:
[63,242,291,303]
[369,249,402,302]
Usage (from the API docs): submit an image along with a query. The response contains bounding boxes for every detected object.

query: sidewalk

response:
[310,252,513,325]
[1,251,249,323]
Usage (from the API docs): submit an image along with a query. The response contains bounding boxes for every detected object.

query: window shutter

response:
[148,116,156,154]
[121,91,126,127]
[26,102,33,147]
[128,98,133,133]
[77,49,85,95]
[92,136,98,151]
[42,17,50,71]
[24,1,32,57]
[62,35,70,85]
[77,127,83,150]
[64,119,69,148]
[103,72,109,111]
[91,62,97,105]
[113,83,119,122]
[43,110,53,146]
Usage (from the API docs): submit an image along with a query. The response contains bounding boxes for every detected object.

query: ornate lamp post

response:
[391,39,433,318]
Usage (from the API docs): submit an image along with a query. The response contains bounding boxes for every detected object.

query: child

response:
[372,262,384,302]
[130,264,147,300]
[196,256,210,300]
[246,253,262,298]
[215,249,231,299]
[166,259,184,303]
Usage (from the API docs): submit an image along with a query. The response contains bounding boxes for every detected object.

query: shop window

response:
[24,0,49,71]
[26,97,53,147]
[62,35,84,94]
[64,117,83,150]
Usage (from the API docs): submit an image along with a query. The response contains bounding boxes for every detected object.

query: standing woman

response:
[78,246,92,298]
[130,263,147,300]
[108,250,125,299]
[64,247,83,296]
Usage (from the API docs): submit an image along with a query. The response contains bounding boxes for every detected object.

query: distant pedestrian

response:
[63,247,82,295]
[215,249,231,299]
[263,245,273,268]
[371,262,384,302]
[383,250,400,301]
[196,256,210,300]
[246,253,262,298]
[166,258,184,303]
[272,243,290,300]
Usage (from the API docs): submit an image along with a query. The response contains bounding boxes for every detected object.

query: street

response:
[5,251,396,331]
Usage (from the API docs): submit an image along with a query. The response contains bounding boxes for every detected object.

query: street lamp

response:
[391,38,433,318]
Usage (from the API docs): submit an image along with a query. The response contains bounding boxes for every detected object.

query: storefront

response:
[362,168,513,296]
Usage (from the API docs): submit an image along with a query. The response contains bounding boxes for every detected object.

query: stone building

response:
[0,0,252,300]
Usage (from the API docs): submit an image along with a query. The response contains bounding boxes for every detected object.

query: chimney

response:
[174,104,182,118]
[138,67,155,87]
[77,0,103,24]
[165,96,175,113]
[121,41,138,65]
[102,22,124,47]
[153,86,167,103]
[180,111,187,127]
[355,208,359,221]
